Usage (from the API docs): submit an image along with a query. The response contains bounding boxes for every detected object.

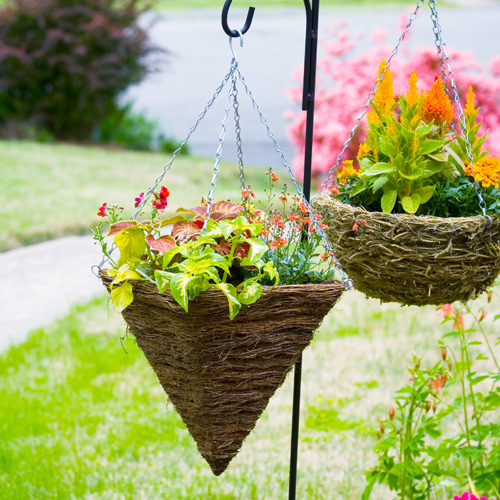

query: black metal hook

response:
[221,0,255,38]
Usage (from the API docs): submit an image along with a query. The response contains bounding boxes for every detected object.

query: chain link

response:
[320,0,424,190]
[232,75,246,190]
[202,64,238,228]
[427,0,489,218]
[235,66,352,287]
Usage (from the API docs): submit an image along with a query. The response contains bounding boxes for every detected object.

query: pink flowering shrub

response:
[454,494,489,500]
[286,19,500,182]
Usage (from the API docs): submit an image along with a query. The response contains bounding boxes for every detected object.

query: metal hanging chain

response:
[320,0,424,190]
[203,63,238,226]
[234,65,352,287]
[428,0,489,219]
[232,73,246,190]
[94,61,238,273]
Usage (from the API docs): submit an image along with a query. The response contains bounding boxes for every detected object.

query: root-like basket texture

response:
[313,192,500,306]
[100,271,345,475]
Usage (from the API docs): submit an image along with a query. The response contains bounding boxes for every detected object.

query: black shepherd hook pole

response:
[221,0,256,37]
[289,1,319,499]
[220,1,320,498]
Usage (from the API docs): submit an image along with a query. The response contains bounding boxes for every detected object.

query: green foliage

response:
[352,95,454,215]
[92,102,190,154]
[0,0,158,140]
[363,297,500,500]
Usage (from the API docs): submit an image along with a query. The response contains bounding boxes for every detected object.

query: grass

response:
[0,140,268,252]
[4,288,497,499]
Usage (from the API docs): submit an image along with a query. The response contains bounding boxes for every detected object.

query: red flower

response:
[329,184,339,196]
[271,172,279,182]
[152,185,170,210]
[241,188,256,200]
[134,192,144,208]
[97,203,107,217]
[298,201,308,214]
[352,221,359,231]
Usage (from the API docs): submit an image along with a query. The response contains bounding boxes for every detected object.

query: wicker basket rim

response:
[99,269,346,295]
[314,192,500,225]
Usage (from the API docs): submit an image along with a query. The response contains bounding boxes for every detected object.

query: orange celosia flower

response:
[367,60,395,124]
[422,77,454,125]
[465,157,500,188]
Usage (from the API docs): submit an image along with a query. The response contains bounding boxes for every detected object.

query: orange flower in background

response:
[422,77,454,125]
[465,157,500,188]
[367,60,395,124]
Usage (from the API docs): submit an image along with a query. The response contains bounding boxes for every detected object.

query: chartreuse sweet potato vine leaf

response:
[110,281,134,313]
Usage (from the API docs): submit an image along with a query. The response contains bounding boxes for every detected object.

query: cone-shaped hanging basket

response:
[100,271,345,475]
[313,193,500,306]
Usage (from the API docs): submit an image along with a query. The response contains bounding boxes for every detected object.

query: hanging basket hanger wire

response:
[318,0,489,221]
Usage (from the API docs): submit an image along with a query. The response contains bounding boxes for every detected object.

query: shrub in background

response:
[0,0,159,141]
[286,19,500,182]
[92,102,190,154]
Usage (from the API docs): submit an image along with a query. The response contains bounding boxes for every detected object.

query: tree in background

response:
[286,20,500,183]
[0,0,160,141]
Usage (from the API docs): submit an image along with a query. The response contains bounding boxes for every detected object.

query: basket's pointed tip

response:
[206,457,232,476]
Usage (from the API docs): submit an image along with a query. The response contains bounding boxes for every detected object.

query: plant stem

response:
[469,310,500,371]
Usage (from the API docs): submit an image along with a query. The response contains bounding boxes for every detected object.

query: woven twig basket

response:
[313,192,500,306]
[100,271,345,475]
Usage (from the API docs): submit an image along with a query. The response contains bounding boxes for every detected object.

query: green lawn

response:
[0,140,268,252]
[3,288,496,499]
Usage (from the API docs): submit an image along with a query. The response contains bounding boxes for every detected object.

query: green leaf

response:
[162,246,181,270]
[238,281,262,305]
[169,274,194,312]
[115,227,146,267]
[381,190,397,213]
[110,282,134,312]
[371,175,389,192]
[263,261,280,285]
[159,214,188,228]
[204,219,224,238]
[414,185,436,204]
[418,139,446,156]
[154,270,175,293]
[219,220,235,240]
[360,162,396,177]
[399,168,424,181]
[107,264,142,286]
[215,282,241,320]
[245,237,269,264]
[401,193,421,214]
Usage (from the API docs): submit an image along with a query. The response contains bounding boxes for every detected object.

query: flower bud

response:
[389,407,396,420]
[379,422,385,434]
[432,402,437,414]
[487,291,493,303]
[425,400,432,413]
[441,348,447,361]
[448,361,453,371]
[415,359,421,369]
[478,310,487,322]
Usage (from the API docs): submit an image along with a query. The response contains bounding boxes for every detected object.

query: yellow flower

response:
[357,143,372,161]
[465,157,500,188]
[337,160,358,184]
[464,85,476,120]
[367,60,395,124]
[405,71,422,107]
[422,78,454,125]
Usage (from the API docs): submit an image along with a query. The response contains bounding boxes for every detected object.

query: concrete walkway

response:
[2,4,500,351]
[0,237,103,352]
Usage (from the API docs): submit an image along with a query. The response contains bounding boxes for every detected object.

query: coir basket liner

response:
[313,192,500,306]
[100,271,345,475]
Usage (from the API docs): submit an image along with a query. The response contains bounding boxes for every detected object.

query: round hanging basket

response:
[312,192,500,306]
[100,270,345,475]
